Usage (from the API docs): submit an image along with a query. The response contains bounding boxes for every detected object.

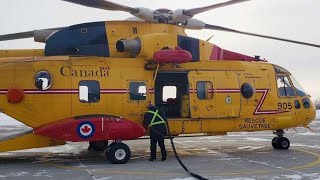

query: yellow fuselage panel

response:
[0,56,315,135]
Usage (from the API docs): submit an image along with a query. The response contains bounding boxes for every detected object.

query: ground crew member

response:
[144,103,168,161]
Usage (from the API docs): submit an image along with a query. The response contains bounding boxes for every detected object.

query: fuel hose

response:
[144,111,208,180]
[165,122,208,180]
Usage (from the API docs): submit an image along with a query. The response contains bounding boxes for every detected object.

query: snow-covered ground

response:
[0,113,24,126]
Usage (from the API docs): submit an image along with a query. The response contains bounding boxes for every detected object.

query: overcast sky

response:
[0,0,319,99]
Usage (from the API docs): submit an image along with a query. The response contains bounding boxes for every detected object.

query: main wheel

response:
[88,141,108,151]
[107,143,131,164]
[277,137,290,150]
[272,137,279,149]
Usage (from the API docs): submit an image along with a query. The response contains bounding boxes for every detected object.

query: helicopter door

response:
[188,71,240,118]
[71,63,107,115]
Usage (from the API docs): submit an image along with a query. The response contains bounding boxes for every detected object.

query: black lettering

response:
[88,70,94,77]
[80,70,87,77]
[60,66,70,76]
[60,66,110,77]
[278,102,282,110]
[71,69,77,76]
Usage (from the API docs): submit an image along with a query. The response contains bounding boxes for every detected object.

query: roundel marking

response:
[77,121,95,139]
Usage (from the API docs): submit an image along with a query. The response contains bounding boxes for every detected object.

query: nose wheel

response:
[272,130,290,150]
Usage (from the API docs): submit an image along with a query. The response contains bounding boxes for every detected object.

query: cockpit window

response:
[276,75,296,97]
[289,75,307,97]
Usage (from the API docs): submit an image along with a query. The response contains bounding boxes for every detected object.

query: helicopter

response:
[0,0,318,164]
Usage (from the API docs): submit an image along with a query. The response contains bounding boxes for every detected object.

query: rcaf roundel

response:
[77,121,95,139]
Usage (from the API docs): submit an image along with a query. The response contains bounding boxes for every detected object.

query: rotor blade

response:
[204,24,320,48]
[0,27,64,42]
[184,0,250,17]
[62,0,139,13]
[0,31,34,41]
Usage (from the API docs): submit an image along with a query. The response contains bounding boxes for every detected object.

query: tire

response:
[88,141,108,151]
[277,137,290,150]
[107,143,131,164]
[272,137,279,149]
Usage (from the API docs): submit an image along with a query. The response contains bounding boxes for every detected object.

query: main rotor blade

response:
[205,24,320,48]
[0,31,34,41]
[62,0,139,14]
[184,0,250,17]
[0,27,64,42]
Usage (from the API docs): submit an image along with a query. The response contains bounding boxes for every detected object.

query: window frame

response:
[128,81,147,101]
[196,81,214,100]
[78,80,100,103]
[275,74,297,98]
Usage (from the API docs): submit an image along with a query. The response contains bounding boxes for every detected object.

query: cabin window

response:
[197,81,213,100]
[276,75,296,97]
[129,82,146,100]
[241,83,254,99]
[294,100,301,109]
[162,86,177,102]
[35,70,53,90]
[302,98,310,109]
[79,80,100,103]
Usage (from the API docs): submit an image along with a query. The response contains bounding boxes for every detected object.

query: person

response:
[143,103,168,161]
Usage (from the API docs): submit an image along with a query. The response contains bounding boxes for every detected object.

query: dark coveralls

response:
[144,106,168,160]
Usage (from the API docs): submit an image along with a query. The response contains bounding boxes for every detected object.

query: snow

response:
[291,143,320,149]
[281,174,304,180]
[316,110,320,120]
[244,137,269,142]
[216,178,255,180]
[0,113,24,126]
[96,177,112,180]
[171,178,197,180]
[297,132,318,136]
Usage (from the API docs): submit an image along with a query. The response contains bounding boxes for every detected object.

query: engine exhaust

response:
[116,38,141,57]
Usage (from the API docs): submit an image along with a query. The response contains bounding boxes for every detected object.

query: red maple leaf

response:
[81,125,91,133]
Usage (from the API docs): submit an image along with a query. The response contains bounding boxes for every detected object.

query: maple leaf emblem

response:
[81,125,91,133]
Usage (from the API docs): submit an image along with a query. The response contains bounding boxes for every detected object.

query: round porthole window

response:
[35,71,53,90]
[241,83,254,99]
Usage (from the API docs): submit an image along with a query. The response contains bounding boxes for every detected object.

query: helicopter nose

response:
[303,100,316,126]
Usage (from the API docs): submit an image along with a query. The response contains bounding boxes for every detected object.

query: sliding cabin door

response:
[188,71,240,118]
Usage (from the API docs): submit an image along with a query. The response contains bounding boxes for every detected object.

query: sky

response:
[0,0,319,99]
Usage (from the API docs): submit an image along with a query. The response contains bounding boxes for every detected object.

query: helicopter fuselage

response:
[0,21,316,153]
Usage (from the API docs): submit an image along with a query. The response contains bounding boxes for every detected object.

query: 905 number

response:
[278,102,292,110]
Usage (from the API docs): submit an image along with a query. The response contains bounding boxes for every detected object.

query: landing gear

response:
[106,141,131,164]
[272,130,290,150]
[88,141,108,151]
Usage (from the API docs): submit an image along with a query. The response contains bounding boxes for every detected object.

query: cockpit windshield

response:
[273,64,308,97]
[276,75,296,97]
[290,75,307,97]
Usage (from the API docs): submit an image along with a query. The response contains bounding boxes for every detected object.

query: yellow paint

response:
[0,49,44,57]
[0,131,65,153]
[0,21,316,152]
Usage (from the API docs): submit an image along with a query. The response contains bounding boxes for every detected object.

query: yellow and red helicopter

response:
[0,0,318,164]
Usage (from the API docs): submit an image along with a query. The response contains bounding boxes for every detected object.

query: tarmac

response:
[0,114,320,180]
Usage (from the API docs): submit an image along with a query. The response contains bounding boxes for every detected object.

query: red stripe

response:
[189,88,240,93]
[0,89,129,94]
[253,89,287,115]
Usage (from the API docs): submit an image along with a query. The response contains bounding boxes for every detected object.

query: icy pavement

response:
[0,111,319,179]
